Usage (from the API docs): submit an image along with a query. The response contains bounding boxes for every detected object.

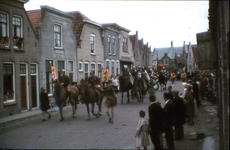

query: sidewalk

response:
[0,104,74,127]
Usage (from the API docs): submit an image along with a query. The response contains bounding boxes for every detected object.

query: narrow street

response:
[0,80,218,149]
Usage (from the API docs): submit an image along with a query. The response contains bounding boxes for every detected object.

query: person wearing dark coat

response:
[40,87,51,122]
[148,95,165,150]
[172,91,186,140]
[184,86,194,125]
[163,93,175,149]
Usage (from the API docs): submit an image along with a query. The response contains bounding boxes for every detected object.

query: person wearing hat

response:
[122,65,131,84]
[40,87,51,122]
[88,68,100,104]
[59,69,71,98]
[181,72,186,82]
[172,91,186,140]
[105,80,117,124]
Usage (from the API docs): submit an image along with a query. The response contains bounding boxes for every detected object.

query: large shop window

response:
[45,60,53,94]
[54,24,62,48]
[3,63,15,103]
[98,64,101,78]
[13,16,23,49]
[0,12,9,48]
[58,60,65,78]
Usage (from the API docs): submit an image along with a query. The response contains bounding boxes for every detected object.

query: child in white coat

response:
[135,110,150,150]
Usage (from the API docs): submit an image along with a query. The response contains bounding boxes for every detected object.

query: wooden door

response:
[31,76,37,108]
[20,76,27,110]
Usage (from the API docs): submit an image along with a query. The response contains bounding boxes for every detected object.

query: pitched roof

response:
[102,23,131,32]
[192,46,199,63]
[176,55,183,63]
[152,46,183,60]
[27,9,41,32]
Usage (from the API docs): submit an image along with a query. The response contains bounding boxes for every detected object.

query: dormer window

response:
[123,38,127,53]
[90,34,95,54]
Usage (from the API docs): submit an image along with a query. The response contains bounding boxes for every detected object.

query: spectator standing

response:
[148,95,164,150]
[184,86,194,125]
[40,87,51,122]
[163,93,175,149]
[167,86,173,100]
[172,91,186,140]
[135,110,150,150]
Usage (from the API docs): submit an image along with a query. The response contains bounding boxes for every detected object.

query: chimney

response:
[171,40,173,48]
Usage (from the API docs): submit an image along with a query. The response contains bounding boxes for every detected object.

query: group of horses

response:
[52,71,168,122]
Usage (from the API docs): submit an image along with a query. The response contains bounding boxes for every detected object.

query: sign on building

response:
[196,31,216,70]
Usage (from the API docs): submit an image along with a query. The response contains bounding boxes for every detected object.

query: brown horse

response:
[119,76,132,104]
[80,79,100,120]
[54,81,79,121]
[97,79,104,116]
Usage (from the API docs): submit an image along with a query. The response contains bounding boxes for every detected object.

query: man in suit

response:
[172,91,186,140]
[148,95,165,150]
[163,93,175,149]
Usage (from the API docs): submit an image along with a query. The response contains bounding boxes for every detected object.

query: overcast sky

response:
[25,0,209,51]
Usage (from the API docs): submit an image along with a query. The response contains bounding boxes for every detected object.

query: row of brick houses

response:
[0,0,152,117]
[152,40,198,74]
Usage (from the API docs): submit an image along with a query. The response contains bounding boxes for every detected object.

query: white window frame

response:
[164,59,168,65]
[91,62,96,75]
[30,63,39,110]
[97,63,102,78]
[79,61,83,72]
[112,37,116,55]
[84,62,89,78]
[57,60,66,79]
[105,59,111,77]
[111,60,116,77]
[45,59,55,96]
[13,15,23,49]
[13,15,23,38]
[116,60,120,76]
[3,62,16,103]
[108,35,111,54]
[0,11,10,47]
[19,62,29,110]
[54,23,63,49]
[90,34,95,54]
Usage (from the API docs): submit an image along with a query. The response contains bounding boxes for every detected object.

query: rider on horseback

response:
[122,65,132,83]
[59,69,71,100]
[88,69,100,104]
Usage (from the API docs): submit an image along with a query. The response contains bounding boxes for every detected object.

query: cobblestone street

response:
[0,80,218,149]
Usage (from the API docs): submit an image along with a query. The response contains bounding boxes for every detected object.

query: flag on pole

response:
[101,68,109,82]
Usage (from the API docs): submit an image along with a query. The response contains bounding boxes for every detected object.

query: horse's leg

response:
[59,102,66,121]
[121,92,123,104]
[86,103,90,121]
[127,91,129,103]
[91,102,98,117]
[74,96,78,117]
[98,94,102,116]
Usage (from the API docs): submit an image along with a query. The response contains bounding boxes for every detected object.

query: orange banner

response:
[51,66,56,80]
[101,68,109,82]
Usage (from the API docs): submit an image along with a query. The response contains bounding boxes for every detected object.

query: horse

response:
[133,79,145,102]
[158,72,167,90]
[53,81,79,121]
[118,76,132,104]
[79,79,100,120]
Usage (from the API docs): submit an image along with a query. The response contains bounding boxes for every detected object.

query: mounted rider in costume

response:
[131,66,136,84]
[122,65,131,84]
[88,69,100,104]
[135,66,145,88]
[59,69,71,100]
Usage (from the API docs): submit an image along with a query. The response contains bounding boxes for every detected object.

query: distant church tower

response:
[171,40,173,48]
